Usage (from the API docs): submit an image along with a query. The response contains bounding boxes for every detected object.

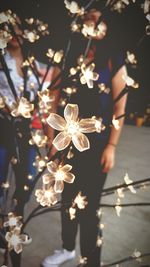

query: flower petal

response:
[64,103,79,122]
[60,164,72,172]
[79,118,96,133]
[54,180,64,193]
[53,132,71,151]
[46,113,66,131]
[42,173,54,184]
[63,172,75,183]
[47,161,58,174]
[72,132,90,152]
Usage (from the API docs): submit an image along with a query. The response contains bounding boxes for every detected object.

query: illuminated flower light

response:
[46,49,64,63]
[71,21,80,32]
[116,187,125,198]
[92,116,105,133]
[96,236,103,247]
[80,63,99,88]
[0,12,8,24]
[35,185,58,207]
[4,213,22,229]
[58,98,67,107]
[67,146,74,159]
[5,227,30,254]
[11,97,34,118]
[42,161,75,193]
[115,204,122,217]
[142,0,150,14]
[79,256,87,265]
[0,30,12,49]
[112,0,129,13]
[69,206,76,220]
[112,115,120,130]
[74,192,87,209]
[122,74,139,88]
[63,87,77,95]
[0,96,5,108]
[22,56,35,67]
[64,0,84,15]
[126,51,137,64]
[96,208,102,219]
[33,155,48,172]
[124,173,136,194]
[98,83,110,94]
[29,129,48,147]
[46,103,97,152]
[38,89,55,112]
[23,30,39,43]
[81,22,96,38]
[69,192,87,220]
[1,181,10,189]
[96,21,107,39]
[132,249,141,258]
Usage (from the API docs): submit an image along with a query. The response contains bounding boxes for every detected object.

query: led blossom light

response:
[112,115,120,130]
[64,0,84,15]
[124,173,136,194]
[11,97,34,118]
[38,89,55,112]
[29,129,48,147]
[42,161,75,193]
[4,213,22,229]
[35,185,58,207]
[0,30,12,50]
[5,227,30,254]
[80,63,99,88]
[46,103,97,152]
[69,192,87,220]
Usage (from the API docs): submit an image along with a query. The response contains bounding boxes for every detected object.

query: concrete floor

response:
[0,125,150,267]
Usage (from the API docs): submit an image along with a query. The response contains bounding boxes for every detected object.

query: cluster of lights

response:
[11,97,34,118]
[46,49,64,64]
[3,213,31,254]
[69,191,88,220]
[29,129,48,147]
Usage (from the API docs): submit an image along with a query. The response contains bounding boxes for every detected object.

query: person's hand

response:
[100,144,116,173]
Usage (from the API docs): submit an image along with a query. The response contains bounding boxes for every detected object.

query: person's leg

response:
[75,145,107,267]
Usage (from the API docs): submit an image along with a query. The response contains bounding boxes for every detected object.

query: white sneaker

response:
[42,249,75,266]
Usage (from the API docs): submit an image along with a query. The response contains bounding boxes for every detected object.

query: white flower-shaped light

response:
[23,30,39,43]
[112,115,120,130]
[124,173,136,194]
[11,97,34,118]
[5,227,29,254]
[64,0,84,15]
[43,161,75,193]
[0,30,12,50]
[74,192,87,209]
[0,12,8,24]
[0,96,5,108]
[29,129,48,147]
[38,89,55,112]
[46,103,97,152]
[3,213,22,229]
[35,185,58,207]
[80,63,99,88]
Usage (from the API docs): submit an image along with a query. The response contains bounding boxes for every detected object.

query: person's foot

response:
[42,249,75,266]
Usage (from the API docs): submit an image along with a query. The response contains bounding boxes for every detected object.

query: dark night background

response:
[0,0,150,125]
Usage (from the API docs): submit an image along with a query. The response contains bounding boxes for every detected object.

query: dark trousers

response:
[61,138,107,267]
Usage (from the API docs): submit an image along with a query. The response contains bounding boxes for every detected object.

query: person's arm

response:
[101,65,128,173]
